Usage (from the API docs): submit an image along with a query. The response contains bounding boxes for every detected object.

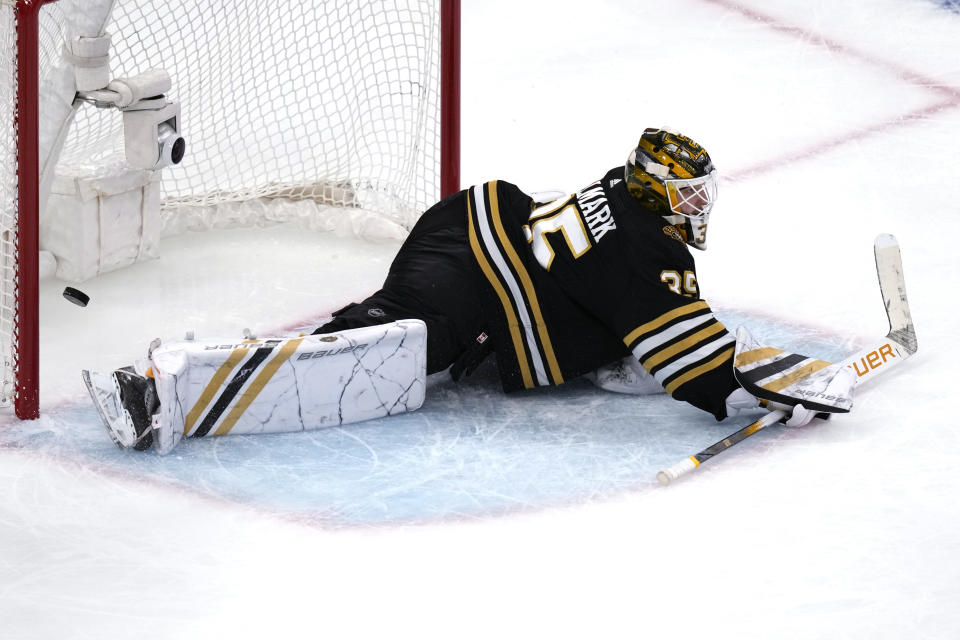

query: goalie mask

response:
[625,127,717,250]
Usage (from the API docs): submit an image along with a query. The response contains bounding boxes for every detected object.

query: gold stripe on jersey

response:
[487,181,564,385]
[214,337,305,436]
[184,346,249,434]
[623,301,734,397]
[649,333,734,387]
[664,345,735,395]
[641,320,727,370]
[467,190,536,389]
[623,300,709,347]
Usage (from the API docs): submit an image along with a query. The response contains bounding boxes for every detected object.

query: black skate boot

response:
[82,367,160,451]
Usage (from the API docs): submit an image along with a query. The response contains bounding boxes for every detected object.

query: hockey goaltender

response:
[84,128,855,454]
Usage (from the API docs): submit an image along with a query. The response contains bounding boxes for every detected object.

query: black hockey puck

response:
[63,287,90,307]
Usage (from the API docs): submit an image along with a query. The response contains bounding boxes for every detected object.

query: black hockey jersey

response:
[466,167,739,420]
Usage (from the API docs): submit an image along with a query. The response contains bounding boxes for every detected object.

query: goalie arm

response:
[656,233,917,485]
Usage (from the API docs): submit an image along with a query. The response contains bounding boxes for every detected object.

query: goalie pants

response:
[315,190,491,376]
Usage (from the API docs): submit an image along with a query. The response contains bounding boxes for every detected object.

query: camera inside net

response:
[122,98,186,170]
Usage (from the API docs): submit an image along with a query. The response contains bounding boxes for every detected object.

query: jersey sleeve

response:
[530,181,739,420]
[620,299,737,420]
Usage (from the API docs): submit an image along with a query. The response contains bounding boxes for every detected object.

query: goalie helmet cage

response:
[1,0,461,419]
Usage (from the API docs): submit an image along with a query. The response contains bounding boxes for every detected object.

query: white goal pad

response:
[149,320,427,454]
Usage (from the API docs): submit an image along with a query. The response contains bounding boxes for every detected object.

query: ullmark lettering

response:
[576,180,617,242]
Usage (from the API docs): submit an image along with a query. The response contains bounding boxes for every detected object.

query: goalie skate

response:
[81,369,155,450]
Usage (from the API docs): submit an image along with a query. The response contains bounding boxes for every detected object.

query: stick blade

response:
[873,234,917,354]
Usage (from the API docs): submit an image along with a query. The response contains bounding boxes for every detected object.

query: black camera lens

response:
[171,136,185,164]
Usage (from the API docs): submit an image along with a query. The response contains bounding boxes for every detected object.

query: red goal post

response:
[1,0,461,419]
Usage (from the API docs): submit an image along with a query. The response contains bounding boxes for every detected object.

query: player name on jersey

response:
[576,180,617,243]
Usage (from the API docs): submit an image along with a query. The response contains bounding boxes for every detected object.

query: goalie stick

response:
[656,233,917,485]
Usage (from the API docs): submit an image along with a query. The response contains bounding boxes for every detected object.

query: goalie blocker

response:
[84,320,427,454]
[587,328,856,424]
[733,326,856,416]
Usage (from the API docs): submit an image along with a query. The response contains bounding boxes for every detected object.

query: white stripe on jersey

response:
[642,334,735,385]
[631,313,715,362]
[472,185,550,386]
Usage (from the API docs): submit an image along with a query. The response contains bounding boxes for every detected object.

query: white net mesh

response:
[0,4,19,407]
[0,0,447,411]
[63,0,442,235]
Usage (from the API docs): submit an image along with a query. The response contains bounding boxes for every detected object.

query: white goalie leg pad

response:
[148,320,427,454]
[733,326,856,413]
[585,355,666,395]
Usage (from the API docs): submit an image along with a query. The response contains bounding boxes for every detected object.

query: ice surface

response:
[0,307,853,527]
[2,0,960,638]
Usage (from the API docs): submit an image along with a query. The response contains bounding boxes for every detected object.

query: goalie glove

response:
[727,326,857,426]
[778,403,831,428]
[585,356,665,395]
[724,387,833,427]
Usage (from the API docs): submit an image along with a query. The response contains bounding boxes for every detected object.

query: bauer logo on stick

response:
[847,343,897,378]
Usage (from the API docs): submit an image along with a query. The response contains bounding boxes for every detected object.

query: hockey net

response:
[0,0,459,418]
